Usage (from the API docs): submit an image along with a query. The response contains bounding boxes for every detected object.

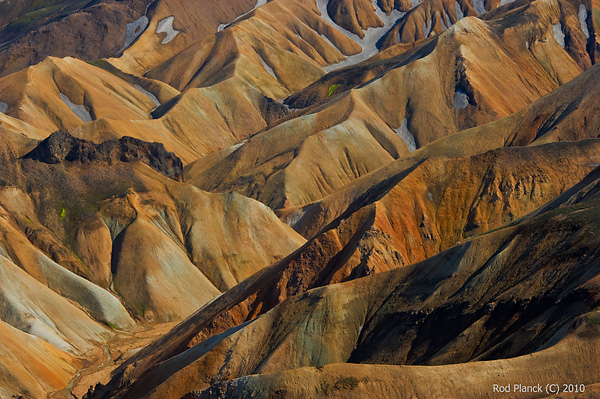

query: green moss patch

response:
[327,84,342,98]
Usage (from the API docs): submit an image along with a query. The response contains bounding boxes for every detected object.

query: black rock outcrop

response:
[23,131,184,181]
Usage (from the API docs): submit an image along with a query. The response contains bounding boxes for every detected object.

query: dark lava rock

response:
[23,131,184,181]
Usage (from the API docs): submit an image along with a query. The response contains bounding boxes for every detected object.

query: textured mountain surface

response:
[0,319,81,399]
[24,131,185,181]
[187,0,593,209]
[88,164,600,399]
[0,0,153,77]
[0,0,599,397]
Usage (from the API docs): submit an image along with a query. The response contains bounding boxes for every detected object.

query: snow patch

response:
[278,99,297,113]
[156,16,180,44]
[455,1,464,20]
[319,0,406,72]
[428,192,434,202]
[453,89,469,109]
[552,23,565,48]
[445,13,452,29]
[423,18,433,37]
[526,41,530,49]
[0,102,7,114]
[134,84,160,109]
[473,0,486,15]
[118,0,157,54]
[120,16,148,53]
[59,93,92,123]
[393,118,417,152]
[579,4,590,39]
[258,54,277,80]
[500,0,515,5]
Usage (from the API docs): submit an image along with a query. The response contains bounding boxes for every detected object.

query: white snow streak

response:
[394,118,417,152]
[553,23,565,48]
[423,18,433,37]
[283,208,306,229]
[134,84,161,109]
[445,13,452,28]
[59,93,92,123]
[118,0,156,54]
[156,16,180,44]
[455,1,464,20]
[453,89,469,109]
[472,0,486,15]
[500,0,516,5]
[319,0,406,72]
[579,4,590,39]
[258,54,277,79]
[0,102,7,114]
[120,16,148,53]
[278,99,297,113]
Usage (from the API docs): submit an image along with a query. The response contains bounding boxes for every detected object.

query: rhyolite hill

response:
[0,0,599,398]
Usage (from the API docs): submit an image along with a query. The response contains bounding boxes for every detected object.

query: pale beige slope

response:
[0,192,135,331]
[108,183,306,322]
[0,254,111,354]
[0,320,81,399]
[111,213,222,323]
[0,112,46,142]
[0,57,162,133]
[0,146,305,324]
[106,167,305,323]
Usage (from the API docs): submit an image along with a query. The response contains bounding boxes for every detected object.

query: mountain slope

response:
[0,320,81,399]
[0,132,305,325]
[88,164,600,399]
[1,0,600,396]
[0,0,153,77]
